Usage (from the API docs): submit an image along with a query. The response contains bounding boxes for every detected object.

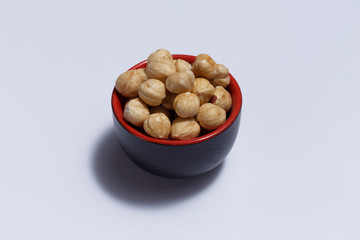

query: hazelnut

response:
[216,64,229,78]
[150,106,171,119]
[123,98,150,127]
[138,79,166,106]
[143,113,171,139]
[115,70,144,98]
[174,59,192,72]
[211,76,230,88]
[173,92,200,118]
[210,64,230,87]
[191,78,215,104]
[211,86,232,112]
[192,54,217,79]
[161,91,177,110]
[136,68,148,82]
[166,70,195,94]
[146,49,176,82]
[196,103,226,130]
[170,117,200,140]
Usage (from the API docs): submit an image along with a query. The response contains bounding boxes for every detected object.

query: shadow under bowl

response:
[112,54,243,178]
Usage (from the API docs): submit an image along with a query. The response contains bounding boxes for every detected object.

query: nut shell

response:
[166,70,195,94]
[115,70,144,98]
[138,79,166,106]
[123,98,150,127]
[191,78,215,104]
[170,117,200,140]
[196,103,226,130]
[143,113,171,139]
[211,86,232,112]
[192,54,217,79]
[173,92,200,118]
[146,49,176,82]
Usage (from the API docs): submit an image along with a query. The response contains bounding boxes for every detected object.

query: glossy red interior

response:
[112,54,243,146]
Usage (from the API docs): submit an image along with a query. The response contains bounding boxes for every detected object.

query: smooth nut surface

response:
[211,86,232,112]
[216,64,229,78]
[161,91,177,110]
[143,113,171,139]
[173,92,200,118]
[146,49,176,82]
[211,75,230,88]
[175,59,192,72]
[138,79,166,106]
[165,70,195,94]
[192,78,215,105]
[115,70,144,98]
[123,98,150,127]
[150,106,171,119]
[170,117,200,140]
[192,54,217,79]
[196,103,226,130]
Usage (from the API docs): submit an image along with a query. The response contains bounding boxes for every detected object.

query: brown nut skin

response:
[196,103,226,130]
[191,78,215,105]
[150,106,171,119]
[138,79,166,106]
[174,59,192,72]
[165,70,195,94]
[115,70,145,98]
[146,49,176,82]
[123,98,150,127]
[210,86,232,112]
[161,91,177,110]
[143,113,171,139]
[170,117,200,140]
[192,54,217,79]
[173,92,200,118]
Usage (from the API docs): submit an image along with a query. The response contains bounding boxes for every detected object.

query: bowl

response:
[111,54,243,178]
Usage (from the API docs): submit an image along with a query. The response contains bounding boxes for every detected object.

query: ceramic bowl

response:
[111,54,242,178]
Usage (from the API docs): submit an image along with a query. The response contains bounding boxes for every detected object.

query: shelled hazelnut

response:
[173,92,200,118]
[196,103,226,130]
[175,59,192,72]
[137,68,148,82]
[192,54,218,79]
[115,70,146,98]
[123,98,150,127]
[165,70,195,94]
[211,86,232,112]
[146,49,176,82]
[191,78,215,105]
[150,106,171,119]
[171,117,200,140]
[138,79,166,106]
[143,113,171,139]
[211,64,230,88]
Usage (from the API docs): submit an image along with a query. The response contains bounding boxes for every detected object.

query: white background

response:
[1,0,359,239]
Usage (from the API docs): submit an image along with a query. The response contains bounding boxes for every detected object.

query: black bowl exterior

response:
[112,112,241,178]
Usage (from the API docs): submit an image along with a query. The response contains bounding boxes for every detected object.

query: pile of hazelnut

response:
[115,49,232,140]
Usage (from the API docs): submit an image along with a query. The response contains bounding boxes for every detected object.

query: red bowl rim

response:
[111,54,243,146]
